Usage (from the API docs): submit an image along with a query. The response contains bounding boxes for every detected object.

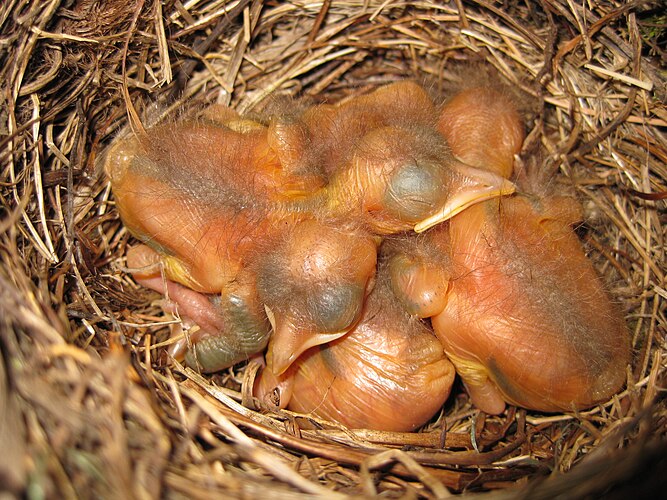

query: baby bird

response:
[107,120,282,371]
[277,81,516,234]
[255,219,378,376]
[391,196,630,414]
[106,114,377,373]
[107,82,514,375]
[388,86,630,413]
[319,124,516,234]
[254,267,456,431]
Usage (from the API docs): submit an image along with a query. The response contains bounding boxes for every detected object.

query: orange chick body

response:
[254,272,455,431]
[107,82,512,375]
[390,85,629,413]
[425,196,629,414]
[107,81,630,424]
[285,81,516,234]
[107,115,377,373]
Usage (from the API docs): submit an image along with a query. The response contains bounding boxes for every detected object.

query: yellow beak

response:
[414,162,516,233]
[265,306,350,375]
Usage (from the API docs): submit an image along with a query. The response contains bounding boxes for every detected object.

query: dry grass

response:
[1,0,665,497]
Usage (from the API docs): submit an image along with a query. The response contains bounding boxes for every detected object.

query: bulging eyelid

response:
[305,284,366,333]
[384,160,451,220]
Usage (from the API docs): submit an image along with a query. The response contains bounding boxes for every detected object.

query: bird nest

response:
[1,0,665,497]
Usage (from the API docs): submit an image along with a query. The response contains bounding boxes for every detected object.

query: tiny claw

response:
[414,163,516,233]
[253,353,297,410]
[125,244,163,279]
[462,379,507,415]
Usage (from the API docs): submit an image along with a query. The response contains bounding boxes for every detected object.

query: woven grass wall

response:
[1,1,665,497]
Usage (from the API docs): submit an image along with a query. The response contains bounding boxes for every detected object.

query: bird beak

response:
[414,162,516,233]
[265,306,350,375]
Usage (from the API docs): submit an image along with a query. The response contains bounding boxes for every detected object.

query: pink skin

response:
[380,86,628,414]
[126,243,271,369]
[253,274,457,432]
[131,274,226,359]
[430,197,629,414]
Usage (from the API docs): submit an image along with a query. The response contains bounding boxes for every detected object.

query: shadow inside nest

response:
[1,0,666,498]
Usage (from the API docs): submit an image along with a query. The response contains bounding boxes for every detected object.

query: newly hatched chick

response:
[107,120,280,371]
[390,86,629,413]
[254,267,456,431]
[255,219,378,376]
[321,124,516,234]
[420,196,628,414]
[283,82,516,234]
[106,114,377,373]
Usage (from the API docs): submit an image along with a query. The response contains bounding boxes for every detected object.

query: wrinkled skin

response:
[388,85,629,413]
[108,81,629,424]
[417,196,628,413]
[106,113,377,373]
[254,275,456,431]
[107,81,510,374]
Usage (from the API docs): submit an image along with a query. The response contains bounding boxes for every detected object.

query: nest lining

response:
[1,0,666,498]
